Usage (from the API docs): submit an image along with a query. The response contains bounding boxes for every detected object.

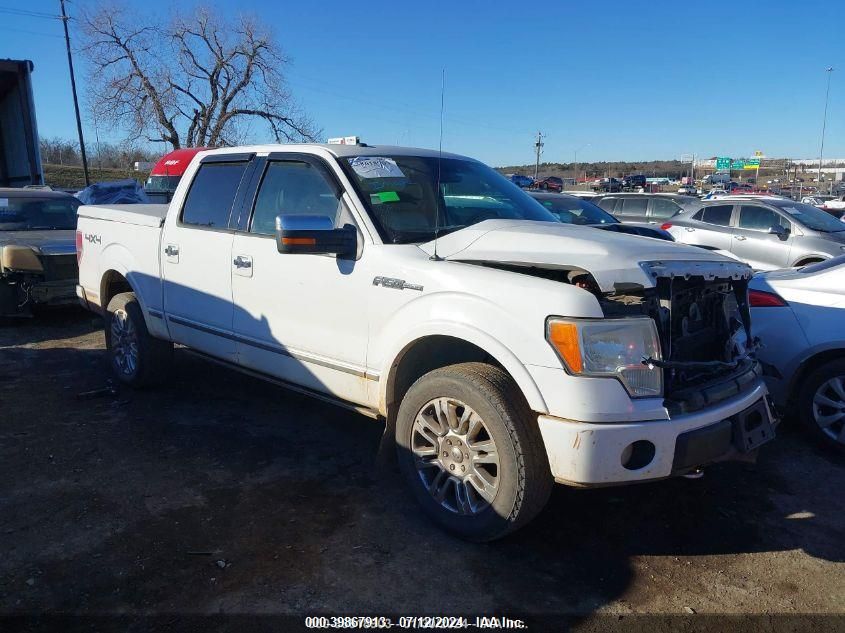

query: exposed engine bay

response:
[469,259,758,412]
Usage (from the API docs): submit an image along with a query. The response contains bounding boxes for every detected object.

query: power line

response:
[0,6,60,19]
[0,25,63,39]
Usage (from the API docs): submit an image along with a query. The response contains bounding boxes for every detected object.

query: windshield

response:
[534,195,618,225]
[770,200,845,232]
[341,155,557,243]
[0,196,80,230]
[145,175,182,192]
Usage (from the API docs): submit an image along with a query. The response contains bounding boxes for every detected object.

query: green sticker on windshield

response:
[375,191,400,203]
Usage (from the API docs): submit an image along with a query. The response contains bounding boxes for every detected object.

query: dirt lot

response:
[1,309,843,628]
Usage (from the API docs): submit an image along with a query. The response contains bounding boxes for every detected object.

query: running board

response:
[181,348,381,420]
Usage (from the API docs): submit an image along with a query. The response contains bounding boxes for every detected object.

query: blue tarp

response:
[76,179,150,205]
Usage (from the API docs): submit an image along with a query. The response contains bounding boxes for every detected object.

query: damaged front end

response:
[0,245,78,317]
[600,261,759,413]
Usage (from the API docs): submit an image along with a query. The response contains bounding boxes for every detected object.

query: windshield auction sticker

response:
[348,157,405,179]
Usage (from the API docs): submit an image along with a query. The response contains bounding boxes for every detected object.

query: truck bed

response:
[77,204,169,228]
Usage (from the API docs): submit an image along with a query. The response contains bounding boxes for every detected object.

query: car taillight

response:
[76,230,83,264]
[660,223,673,230]
[749,288,787,307]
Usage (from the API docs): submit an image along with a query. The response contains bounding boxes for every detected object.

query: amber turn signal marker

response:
[548,321,582,373]
[282,237,317,246]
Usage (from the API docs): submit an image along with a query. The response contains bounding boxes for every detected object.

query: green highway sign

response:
[716,157,731,170]
[745,158,760,168]
[731,160,745,170]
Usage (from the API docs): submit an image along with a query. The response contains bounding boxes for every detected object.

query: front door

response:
[731,205,793,270]
[230,156,371,406]
[161,158,253,361]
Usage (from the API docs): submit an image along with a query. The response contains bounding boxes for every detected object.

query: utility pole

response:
[534,131,544,181]
[60,0,90,186]
[573,143,590,188]
[818,67,834,189]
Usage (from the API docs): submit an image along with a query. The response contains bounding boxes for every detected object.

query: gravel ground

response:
[1,309,843,628]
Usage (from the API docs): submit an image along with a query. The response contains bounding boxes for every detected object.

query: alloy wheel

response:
[812,376,845,444]
[411,397,500,516]
[111,308,139,376]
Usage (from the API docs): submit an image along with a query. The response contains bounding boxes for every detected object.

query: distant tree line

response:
[39,137,159,170]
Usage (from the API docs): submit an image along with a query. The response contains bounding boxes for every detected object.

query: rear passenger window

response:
[620,198,648,216]
[181,162,248,228]
[738,206,779,231]
[650,198,681,219]
[597,198,617,212]
[698,204,733,226]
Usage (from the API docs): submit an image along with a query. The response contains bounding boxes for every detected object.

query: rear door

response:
[680,203,736,251]
[616,196,649,222]
[596,196,619,215]
[648,197,683,222]
[160,154,255,361]
[731,205,793,270]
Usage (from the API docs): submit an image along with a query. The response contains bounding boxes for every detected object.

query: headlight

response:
[546,317,663,398]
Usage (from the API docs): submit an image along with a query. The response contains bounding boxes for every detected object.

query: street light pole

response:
[818,67,834,189]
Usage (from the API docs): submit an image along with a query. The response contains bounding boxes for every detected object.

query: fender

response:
[785,341,845,395]
[374,290,561,416]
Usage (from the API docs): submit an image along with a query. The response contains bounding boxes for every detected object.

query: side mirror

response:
[275,215,357,257]
[767,224,789,238]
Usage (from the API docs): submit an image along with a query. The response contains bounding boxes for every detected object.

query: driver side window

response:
[250,161,342,236]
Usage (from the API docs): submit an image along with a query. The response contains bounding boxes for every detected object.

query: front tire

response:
[396,363,552,541]
[797,359,845,453]
[105,292,172,388]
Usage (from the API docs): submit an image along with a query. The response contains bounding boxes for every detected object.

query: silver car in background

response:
[663,196,845,270]
[593,193,699,224]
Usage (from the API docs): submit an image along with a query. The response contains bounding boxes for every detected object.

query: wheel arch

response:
[791,254,827,267]
[100,268,134,311]
[380,327,548,422]
[785,347,845,410]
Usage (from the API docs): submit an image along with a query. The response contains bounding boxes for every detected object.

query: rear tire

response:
[395,362,553,541]
[796,358,845,454]
[105,292,172,388]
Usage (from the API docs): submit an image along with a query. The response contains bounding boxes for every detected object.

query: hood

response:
[0,230,77,255]
[418,220,751,292]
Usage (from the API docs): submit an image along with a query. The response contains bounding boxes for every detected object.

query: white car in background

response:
[749,256,845,452]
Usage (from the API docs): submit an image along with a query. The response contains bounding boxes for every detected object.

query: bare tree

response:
[81,5,319,149]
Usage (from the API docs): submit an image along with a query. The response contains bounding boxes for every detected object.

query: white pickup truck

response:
[76,144,775,540]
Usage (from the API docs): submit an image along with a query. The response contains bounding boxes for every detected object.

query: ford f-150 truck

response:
[76,144,775,540]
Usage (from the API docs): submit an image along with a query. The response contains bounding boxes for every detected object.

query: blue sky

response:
[2,0,843,166]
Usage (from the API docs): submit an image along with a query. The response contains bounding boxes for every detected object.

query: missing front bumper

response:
[671,396,776,475]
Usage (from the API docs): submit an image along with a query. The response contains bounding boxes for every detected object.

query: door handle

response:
[164,245,179,256]
[734,235,747,241]
[233,256,252,269]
